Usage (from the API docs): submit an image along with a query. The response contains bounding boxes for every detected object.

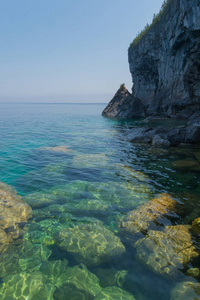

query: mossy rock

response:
[135,225,199,279]
[94,286,135,299]
[171,281,200,300]
[57,222,125,266]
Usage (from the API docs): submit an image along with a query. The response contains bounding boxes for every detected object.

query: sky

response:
[0,0,163,103]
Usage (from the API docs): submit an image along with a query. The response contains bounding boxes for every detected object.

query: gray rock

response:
[185,124,200,143]
[102,85,145,118]
[127,126,169,146]
[168,127,187,146]
[152,134,170,147]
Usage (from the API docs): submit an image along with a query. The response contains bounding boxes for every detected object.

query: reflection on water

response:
[0,103,199,299]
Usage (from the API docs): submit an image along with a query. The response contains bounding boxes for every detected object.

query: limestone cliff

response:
[128,0,200,118]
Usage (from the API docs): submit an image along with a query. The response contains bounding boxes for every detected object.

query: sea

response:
[0,102,200,299]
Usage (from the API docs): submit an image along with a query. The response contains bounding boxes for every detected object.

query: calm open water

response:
[0,103,200,299]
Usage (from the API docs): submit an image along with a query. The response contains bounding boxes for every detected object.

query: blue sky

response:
[0,0,163,103]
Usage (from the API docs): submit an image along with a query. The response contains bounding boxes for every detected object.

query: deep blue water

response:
[0,103,200,299]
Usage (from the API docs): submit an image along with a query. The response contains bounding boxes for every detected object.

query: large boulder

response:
[57,222,125,266]
[102,85,145,118]
[134,225,199,279]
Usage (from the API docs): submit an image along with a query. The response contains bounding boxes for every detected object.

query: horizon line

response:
[0,102,107,105]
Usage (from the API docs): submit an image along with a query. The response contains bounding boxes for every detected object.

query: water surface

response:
[0,103,200,299]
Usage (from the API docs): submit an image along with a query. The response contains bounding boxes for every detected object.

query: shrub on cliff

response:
[129,0,172,48]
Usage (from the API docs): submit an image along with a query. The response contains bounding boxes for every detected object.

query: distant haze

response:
[0,0,163,103]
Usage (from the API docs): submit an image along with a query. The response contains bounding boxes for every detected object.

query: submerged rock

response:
[40,259,68,286]
[0,182,32,230]
[72,153,109,169]
[135,225,199,279]
[172,160,199,170]
[0,271,55,300]
[95,268,128,288]
[119,193,178,238]
[0,182,32,251]
[57,222,125,266]
[94,286,135,300]
[24,192,58,209]
[192,217,200,235]
[39,145,73,154]
[54,264,101,299]
[171,281,200,300]
[102,84,145,118]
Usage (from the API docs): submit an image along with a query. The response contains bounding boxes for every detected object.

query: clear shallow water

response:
[0,103,200,299]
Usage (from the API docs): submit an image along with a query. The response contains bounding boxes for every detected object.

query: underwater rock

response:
[0,245,21,277]
[171,281,200,300]
[54,264,101,298]
[192,217,200,235]
[0,271,55,299]
[172,160,199,170]
[18,240,52,272]
[194,152,200,163]
[185,268,200,278]
[87,181,153,211]
[135,225,199,279]
[40,259,68,286]
[114,164,150,182]
[19,162,68,194]
[95,268,128,288]
[0,182,32,251]
[119,193,178,238]
[0,182,32,229]
[39,145,73,154]
[57,222,125,266]
[24,192,58,209]
[72,153,109,168]
[94,286,135,300]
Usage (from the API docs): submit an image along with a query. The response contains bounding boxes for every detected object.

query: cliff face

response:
[128,0,200,118]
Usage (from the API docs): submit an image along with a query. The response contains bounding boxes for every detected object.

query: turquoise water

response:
[0,103,200,299]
